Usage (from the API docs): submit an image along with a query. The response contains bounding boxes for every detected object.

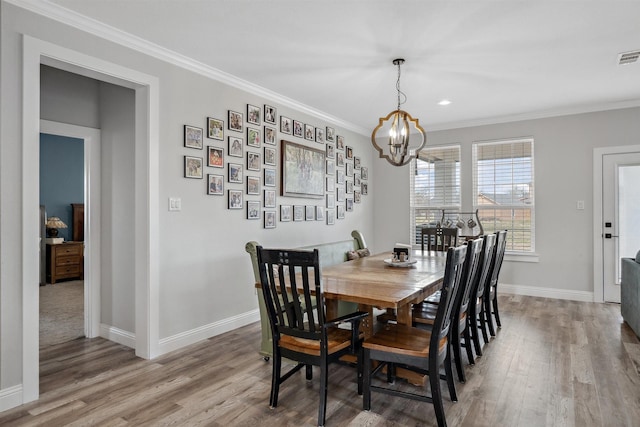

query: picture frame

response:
[346,146,354,160]
[305,205,315,221]
[264,104,277,125]
[326,159,335,175]
[184,125,203,149]
[336,135,344,150]
[247,151,260,171]
[337,204,345,219]
[361,166,368,180]
[326,193,335,209]
[336,186,345,202]
[207,117,224,140]
[228,110,243,133]
[304,124,315,141]
[207,146,224,168]
[247,104,261,126]
[346,198,354,212]
[293,205,304,221]
[346,162,353,177]
[354,190,362,203]
[228,136,243,157]
[293,120,303,138]
[316,206,324,221]
[228,162,243,183]
[207,174,224,195]
[246,175,260,195]
[354,156,361,169]
[346,179,353,194]
[247,127,261,147]
[264,126,276,145]
[247,200,260,220]
[280,116,292,134]
[264,189,276,208]
[336,151,345,167]
[362,182,368,195]
[184,156,203,179]
[264,147,276,166]
[326,144,335,159]
[327,211,335,225]
[264,168,276,187]
[336,169,345,185]
[264,211,276,229]
[315,127,324,143]
[326,127,335,143]
[228,189,242,209]
[281,140,325,199]
[354,172,361,186]
[280,205,292,222]
[326,176,335,192]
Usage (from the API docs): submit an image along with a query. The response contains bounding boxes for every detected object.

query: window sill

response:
[504,252,539,263]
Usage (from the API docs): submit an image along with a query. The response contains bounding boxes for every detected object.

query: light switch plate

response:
[576,200,585,210]
[169,197,181,211]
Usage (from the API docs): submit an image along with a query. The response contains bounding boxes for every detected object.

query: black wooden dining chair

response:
[484,230,508,337]
[412,237,483,383]
[362,245,467,427]
[421,226,459,253]
[256,246,368,427]
[467,233,497,357]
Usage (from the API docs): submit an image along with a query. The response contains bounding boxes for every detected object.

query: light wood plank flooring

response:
[2,295,639,426]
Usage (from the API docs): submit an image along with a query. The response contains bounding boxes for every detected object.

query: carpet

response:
[39,280,84,348]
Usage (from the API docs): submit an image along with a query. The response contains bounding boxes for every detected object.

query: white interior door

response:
[602,152,640,302]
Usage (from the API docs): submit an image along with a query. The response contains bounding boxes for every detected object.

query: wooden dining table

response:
[321,251,447,337]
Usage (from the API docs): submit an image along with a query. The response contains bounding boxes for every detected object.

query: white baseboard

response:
[99,324,136,349]
[0,384,23,412]
[500,283,594,302]
[158,309,260,355]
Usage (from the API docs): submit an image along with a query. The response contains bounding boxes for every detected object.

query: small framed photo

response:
[184,125,203,149]
[247,151,260,171]
[304,124,315,141]
[346,146,354,159]
[354,172,361,186]
[247,127,261,147]
[228,189,242,209]
[326,159,335,175]
[264,147,276,166]
[327,211,335,225]
[228,110,243,133]
[264,168,276,187]
[207,174,224,195]
[346,162,353,177]
[346,179,353,194]
[228,162,243,183]
[207,117,224,140]
[280,116,292,134]
[337,204,345,219]
[336,135,345,150]
[228,136,243,157]
[326,144,335,159]
[247,175,260,195]
[264,211,276,229]
[354,156,361,169]
[316,206,324,221]
[264,105,277,125]
[293,120,303,138]
[247,104,261,125]
[264,126,276,145]
[326,127,335,142]
[315,127,325,143]
[305,205,315,221]
[354,190,361,203]
[326,193,335,209]
[336,151,345,167]
[184,156,203,179]
[247,200,260,220]
[346,198,354,212]
[361,166,368,180]
[362,182,368,195]
[207,146,224,168]
[293,205,304,221]
[337,187,345,202]
[264,189,276,208]
[336,169,345,185]
[326,176,335,192]
[280,205,292,222]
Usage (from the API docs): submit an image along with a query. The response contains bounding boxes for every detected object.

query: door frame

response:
[593,144,640,303]
[22,36,160,403]
[40,120,101,339]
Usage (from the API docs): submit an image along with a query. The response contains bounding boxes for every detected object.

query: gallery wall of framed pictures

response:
[181,102,369,229]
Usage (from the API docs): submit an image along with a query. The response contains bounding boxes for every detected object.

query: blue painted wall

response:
[40,133,84,241]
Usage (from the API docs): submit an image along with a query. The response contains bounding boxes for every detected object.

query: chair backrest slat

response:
[456,238,484,318]
[422,226,459,252]
[474,234,497,301]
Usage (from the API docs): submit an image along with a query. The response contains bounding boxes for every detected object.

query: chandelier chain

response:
[396,60,407,110]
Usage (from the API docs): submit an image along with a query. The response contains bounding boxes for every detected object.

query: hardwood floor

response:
[2,295,640,426]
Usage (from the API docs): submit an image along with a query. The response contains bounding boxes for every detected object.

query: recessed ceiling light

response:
[438,99,451,106]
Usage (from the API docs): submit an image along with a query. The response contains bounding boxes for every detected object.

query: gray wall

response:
[374,107,640,293]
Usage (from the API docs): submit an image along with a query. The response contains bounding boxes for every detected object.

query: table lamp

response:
[46,216,67,244]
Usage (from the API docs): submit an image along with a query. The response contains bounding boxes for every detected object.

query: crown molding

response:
[6,0,370,136]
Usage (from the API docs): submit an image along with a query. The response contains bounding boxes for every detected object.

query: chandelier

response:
[371,58,426,166]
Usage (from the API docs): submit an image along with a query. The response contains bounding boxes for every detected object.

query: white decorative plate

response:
[383,258,418,268]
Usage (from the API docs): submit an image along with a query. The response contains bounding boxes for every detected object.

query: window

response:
[473,138,535,252]
[410,145,461,245]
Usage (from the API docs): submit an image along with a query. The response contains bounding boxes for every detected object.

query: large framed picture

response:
[228,162,243,183]
[247,104,261,125]
[208,146,224,168]
[228,189,242,209]
[228,110,243,132]
[184,125,203,149]
[228,136,243,157]
[281,140,325,199]
[184,156,203,179]
[264,104,277,125]
[207,117,224,140]
[208,174,224,195]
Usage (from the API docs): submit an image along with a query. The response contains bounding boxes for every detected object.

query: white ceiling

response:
[46,0,640,133]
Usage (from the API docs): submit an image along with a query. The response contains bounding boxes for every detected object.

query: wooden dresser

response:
[46,242,83,284]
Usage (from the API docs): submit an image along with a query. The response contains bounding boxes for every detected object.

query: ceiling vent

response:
[618,50,640,65]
